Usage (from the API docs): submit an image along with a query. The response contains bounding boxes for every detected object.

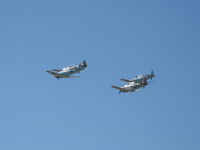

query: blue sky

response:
[0,0,200,150]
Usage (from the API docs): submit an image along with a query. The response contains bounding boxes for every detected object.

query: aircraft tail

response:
[81,60,87,67]
[150,70,155,79]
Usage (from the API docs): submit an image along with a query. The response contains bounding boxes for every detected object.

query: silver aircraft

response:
[46,60,87,79]
[120,70,155,83]
[112,78,148,94]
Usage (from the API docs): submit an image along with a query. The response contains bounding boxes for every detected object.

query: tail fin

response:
[150,70,155,79]
[82,60,87,67]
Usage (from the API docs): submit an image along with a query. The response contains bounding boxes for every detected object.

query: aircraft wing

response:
[120,79,132,82]
[52,69,62,72]
[111,86,128,92]
[46,70,59,76]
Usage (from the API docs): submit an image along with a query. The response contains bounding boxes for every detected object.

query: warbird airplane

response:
[120,70,156,83]
[46,60,87,79]
[112,78,148,94]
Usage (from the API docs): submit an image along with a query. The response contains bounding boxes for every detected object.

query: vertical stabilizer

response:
[150,70,155,79]
[82,60,87,67]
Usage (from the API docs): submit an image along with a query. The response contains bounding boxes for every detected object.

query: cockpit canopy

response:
[63,65,77,70]
[135,75,143,78]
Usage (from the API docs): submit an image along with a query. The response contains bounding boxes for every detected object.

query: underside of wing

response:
[111,86,128,92]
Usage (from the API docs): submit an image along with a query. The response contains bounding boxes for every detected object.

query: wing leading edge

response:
[111,86,128,92]
[120,79,132,82]
[46,70,59,76]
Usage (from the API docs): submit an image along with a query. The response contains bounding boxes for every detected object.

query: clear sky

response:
[0,0,200,150]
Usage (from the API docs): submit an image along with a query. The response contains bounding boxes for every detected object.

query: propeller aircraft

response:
[120,70,156,83]
[112,78,148,94]
[46,60,87,79]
